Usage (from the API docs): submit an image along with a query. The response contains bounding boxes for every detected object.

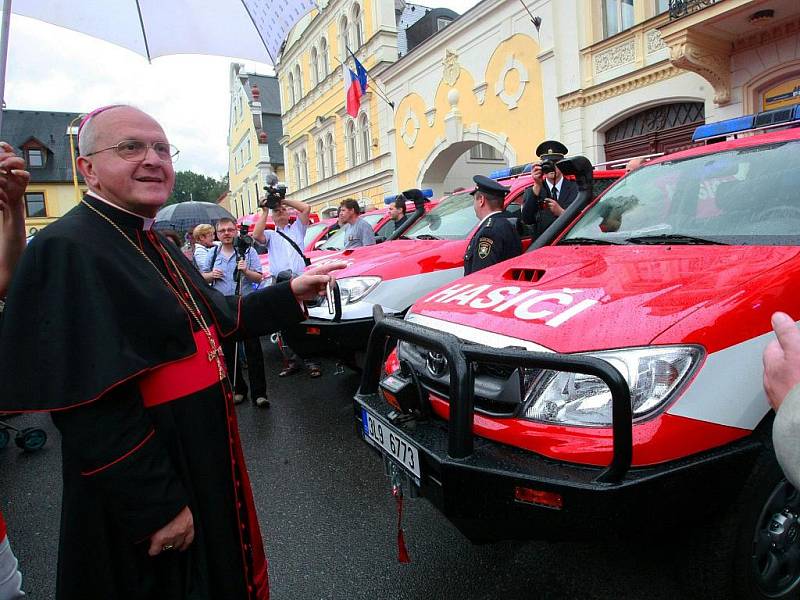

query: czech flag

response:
[343,61,367,118]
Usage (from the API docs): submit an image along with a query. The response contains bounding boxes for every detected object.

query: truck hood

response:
[309,239,465,280]
[411,245,800,353]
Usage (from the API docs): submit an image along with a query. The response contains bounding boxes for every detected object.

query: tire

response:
[14,427,47,452]
[680,443,800,600]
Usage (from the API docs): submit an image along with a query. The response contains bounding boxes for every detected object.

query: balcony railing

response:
[668,0,720,20]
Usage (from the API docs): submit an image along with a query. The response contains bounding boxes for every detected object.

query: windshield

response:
[303,221,329,248]
[403,192,477,240]
[323,212,384,250]
[563,140,800,245]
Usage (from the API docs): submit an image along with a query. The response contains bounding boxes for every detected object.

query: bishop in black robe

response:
[0,194,302,599]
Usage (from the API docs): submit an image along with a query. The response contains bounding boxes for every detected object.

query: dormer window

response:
[26,148,45,168]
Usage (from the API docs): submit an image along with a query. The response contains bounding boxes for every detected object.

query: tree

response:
[167,171,228,205]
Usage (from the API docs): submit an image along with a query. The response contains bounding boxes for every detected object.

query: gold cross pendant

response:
[207,343,226,381]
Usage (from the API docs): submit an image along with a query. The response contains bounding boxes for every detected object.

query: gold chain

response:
[81,199,226,380]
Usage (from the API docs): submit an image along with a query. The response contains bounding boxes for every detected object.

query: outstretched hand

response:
[0,141,30,214]
[290,261,348,301]
[763,312,800,411]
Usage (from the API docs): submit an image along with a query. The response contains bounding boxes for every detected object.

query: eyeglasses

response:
[85,140,180,163]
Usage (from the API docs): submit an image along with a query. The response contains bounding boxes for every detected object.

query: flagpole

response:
[336,50,395,110]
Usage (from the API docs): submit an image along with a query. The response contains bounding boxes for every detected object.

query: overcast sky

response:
[4,0,481,179]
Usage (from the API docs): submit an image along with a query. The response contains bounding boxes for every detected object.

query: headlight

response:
[336,276,381,305]
[522,346,702,427]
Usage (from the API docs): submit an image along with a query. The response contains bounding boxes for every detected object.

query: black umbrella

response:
[153,201,234,232]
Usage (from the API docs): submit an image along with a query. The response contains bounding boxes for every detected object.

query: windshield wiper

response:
[560,237,623,245]
[626,234,727,245]
[414,234,441,240]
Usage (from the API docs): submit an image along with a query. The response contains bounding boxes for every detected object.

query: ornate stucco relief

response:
[593,40,636,75]
[400,109,420,148]
[494,55,529,110]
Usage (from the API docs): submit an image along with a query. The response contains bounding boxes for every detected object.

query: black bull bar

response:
[356,309,633,484]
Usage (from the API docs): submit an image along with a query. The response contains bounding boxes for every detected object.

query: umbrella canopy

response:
[154,201,234,232]
[10,0,316,65]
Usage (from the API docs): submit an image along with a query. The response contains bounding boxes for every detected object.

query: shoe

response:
[233,393,246,405]
[279,362,303,377]
[255,396,270,409]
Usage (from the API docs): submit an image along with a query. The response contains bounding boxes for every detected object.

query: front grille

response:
[398,341,527,416]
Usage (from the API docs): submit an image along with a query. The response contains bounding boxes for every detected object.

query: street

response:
[0,342,683,600]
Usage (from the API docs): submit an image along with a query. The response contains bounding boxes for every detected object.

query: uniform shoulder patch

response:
[477,237,493,259]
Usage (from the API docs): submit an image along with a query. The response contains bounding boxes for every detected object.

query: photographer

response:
[204,217,268,408]
[521,140,578,239]
[252,187,323,378]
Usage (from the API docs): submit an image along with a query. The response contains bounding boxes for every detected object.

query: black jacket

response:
[521,178,579,239]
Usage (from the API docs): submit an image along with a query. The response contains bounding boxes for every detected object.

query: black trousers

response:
[222,336,266,399]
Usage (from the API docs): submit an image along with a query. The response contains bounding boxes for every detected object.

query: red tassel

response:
[393,486,411,563]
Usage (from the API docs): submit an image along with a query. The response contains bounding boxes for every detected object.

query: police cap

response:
[470,175,510,198]
[535,140,569,162]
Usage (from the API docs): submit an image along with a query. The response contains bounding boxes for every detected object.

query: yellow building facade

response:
[277,0,409,213]
[227,66,286,219]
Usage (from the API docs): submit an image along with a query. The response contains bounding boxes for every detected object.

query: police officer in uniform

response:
[521,140,579,240]
[464,175,522,276]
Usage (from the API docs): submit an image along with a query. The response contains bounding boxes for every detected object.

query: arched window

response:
[293,64,303,101]
[345,120,357,167]
[287,72,295,106]
[299,149,309,188]
[319,38,329,78]
[293,152,301,189]
[351,4,364,49]
[326,132,336,175]
[338,15,349,61]
[316,138,326,180]
[358,112,370,163]
[310,47,319,87]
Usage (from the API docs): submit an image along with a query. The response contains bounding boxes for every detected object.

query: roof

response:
[0,110,84,184]
[240,73,285,165]
[397,3,429,57]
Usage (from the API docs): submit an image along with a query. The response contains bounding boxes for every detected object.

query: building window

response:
[358,112,371,163]
[345,120,357,167]
[299,149,309,188]
[351,4,364,49]
[319,38,329,78]
[26,149,44,168]
[293,64,303,101]
[469,143,500,160]
[339,15,349,60]
[287,72,295,105]
[437,17,452,31]
[293,152,302,189]
[603,0,634,38]
[656,0,669,13]
[326,132,336,175]
[24,192,46,217]
[310,47,319,87]
[317,138,326,180]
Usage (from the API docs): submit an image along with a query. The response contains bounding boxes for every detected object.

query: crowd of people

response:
[0,104,799,600]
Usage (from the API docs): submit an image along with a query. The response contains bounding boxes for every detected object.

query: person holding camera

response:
[521,140,579,239]
[204,217,268,408]
[464,175,522,276]
[252,191,322,378]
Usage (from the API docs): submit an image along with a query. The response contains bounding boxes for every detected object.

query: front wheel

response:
[681,445,800,599]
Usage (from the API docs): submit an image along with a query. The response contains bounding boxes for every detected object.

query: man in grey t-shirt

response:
[339,198,376,249]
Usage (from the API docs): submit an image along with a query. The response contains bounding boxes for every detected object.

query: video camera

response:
[233,224,254,282]
[260,173,288,210]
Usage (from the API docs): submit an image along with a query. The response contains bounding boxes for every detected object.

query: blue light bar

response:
[489,167,512,179]
[383,188,434,204]
[692,115,754,142]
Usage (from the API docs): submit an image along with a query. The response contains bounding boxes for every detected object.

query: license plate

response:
[361,408,421,479]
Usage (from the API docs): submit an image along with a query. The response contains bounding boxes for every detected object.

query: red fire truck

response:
[356,106,800,599]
